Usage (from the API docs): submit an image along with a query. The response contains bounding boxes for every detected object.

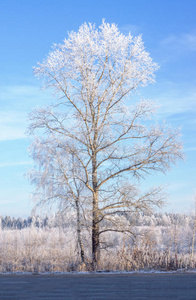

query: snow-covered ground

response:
[0,214,196,273]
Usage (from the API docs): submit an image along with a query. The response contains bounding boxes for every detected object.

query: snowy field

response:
[1,212,196,272]
[0,273,196,299]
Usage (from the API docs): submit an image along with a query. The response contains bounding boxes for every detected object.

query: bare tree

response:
[28,21,183,268]
[28,136,87,263]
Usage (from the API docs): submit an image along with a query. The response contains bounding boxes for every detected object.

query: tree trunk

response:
[92,190,100,269]
[92,151,100,269]
[76,198,85,263]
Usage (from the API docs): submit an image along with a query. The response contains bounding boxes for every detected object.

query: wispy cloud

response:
[167,181,190,193]
[0,161,32,168]
[0,83,53,141]
[0,127,25,141]
[185,147,196,152]
[160,32,196,52]
[0,110,27,141]
[0,84,52,109]
[155,83,196,117]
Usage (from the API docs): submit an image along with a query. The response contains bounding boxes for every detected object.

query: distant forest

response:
[0,212,195,230]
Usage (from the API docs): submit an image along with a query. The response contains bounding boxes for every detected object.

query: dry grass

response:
[0,224,195,273]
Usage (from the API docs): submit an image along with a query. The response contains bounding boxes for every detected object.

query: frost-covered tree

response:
[29,136,86,262]
[28,21,183,268]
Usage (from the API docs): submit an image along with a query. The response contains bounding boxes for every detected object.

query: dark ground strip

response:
[0,273,196,299]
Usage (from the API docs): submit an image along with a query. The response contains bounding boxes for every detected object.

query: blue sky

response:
[0,0,195,216]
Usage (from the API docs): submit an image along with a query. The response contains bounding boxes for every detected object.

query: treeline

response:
[0,212,195,230]
[0,215,53,229]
